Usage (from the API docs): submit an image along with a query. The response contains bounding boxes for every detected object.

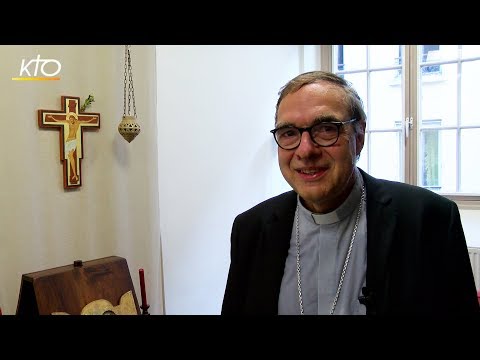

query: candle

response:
[139,268,147,307]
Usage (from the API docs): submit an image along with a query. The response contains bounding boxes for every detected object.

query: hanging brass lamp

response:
[118,45,141,143]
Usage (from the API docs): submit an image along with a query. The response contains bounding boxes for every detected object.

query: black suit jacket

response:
[222,169,480,315]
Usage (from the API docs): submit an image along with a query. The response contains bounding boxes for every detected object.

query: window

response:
[327,45,480,200]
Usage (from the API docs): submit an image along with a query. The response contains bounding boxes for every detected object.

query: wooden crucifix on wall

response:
[38,96,100,189]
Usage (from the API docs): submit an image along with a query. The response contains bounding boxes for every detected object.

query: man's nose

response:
[295,131,318,156]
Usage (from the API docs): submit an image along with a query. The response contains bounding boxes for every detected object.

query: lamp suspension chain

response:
[123,46,128,117]
[127,45,136,117]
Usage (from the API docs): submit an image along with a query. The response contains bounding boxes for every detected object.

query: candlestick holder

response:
[140,303,150,315]
[138,268,149,315]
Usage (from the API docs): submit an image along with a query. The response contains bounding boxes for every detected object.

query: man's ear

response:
[355,120,366,157]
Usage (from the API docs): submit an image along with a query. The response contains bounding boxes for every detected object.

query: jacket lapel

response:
[360,169,397,315]
[248,192,296,313]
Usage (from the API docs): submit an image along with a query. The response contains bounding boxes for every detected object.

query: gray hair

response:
[275,71,367,133]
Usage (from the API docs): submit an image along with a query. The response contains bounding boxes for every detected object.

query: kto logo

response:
[12,55,61,81]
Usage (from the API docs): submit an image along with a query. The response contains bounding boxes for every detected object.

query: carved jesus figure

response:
[47,112,97,182]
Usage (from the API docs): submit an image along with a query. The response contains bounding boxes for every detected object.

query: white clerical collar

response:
[298,168,364,225]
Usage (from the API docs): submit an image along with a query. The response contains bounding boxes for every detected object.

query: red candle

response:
[139,268,147,307]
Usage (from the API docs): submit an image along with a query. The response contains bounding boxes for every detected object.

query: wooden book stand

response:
[16,256,140,315]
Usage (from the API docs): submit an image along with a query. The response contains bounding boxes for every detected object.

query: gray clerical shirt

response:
[278,170,367,315]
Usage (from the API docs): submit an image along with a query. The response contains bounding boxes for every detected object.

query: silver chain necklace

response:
[295,185,365,315]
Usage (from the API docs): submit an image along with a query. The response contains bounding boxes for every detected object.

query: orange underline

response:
[12,77,60,81]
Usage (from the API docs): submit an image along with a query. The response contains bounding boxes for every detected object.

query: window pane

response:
[369,70,403,130]
[357,132,368,171]
[420,129,440,189]
[460,129,480,193]
[343,72,368,115]
[418,129,457,193]
[419,63,458,128]
[418,45,459,64]
[369,45,402,69]
[461,45,480,59]
[369,132,402,182]
[334,45,367,72]
[461,60,480,126]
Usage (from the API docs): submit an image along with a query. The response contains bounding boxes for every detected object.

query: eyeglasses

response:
[270,118,358,150]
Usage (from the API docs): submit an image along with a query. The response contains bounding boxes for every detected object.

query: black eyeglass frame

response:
[270,118,358,150]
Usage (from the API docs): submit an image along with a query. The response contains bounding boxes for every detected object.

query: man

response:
[221,71,479,315]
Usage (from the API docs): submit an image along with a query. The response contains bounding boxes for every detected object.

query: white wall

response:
[156,45,302,314]
[460,208,480,248]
